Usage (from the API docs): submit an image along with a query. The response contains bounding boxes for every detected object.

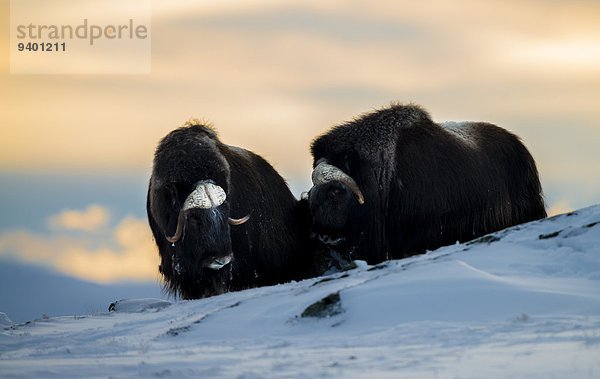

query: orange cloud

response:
[56,216,159,283]
[48,204,111,232]
[0,207,159,284]
[548,200,573,217]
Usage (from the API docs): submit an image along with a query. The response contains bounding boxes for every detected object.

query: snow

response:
[0,313,12,328]
[1,205,600,378]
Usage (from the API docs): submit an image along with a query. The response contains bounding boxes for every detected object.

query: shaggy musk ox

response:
[308,103,546,266]
[147,122,310,299]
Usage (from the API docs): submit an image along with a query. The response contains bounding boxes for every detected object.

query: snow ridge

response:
[1,206,599,378]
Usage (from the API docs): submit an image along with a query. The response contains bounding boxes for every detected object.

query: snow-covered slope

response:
[1,206,599,378]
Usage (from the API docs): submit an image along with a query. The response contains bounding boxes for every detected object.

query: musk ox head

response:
[308,159,364,245]
[160,180,249,268]
[147,124,249,298]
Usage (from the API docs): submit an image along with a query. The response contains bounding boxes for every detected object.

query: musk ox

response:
[307,103,546,266]
[147,122,310,299]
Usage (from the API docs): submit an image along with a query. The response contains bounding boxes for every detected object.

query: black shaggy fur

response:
[309,103,547,265]
[147,123,310,299]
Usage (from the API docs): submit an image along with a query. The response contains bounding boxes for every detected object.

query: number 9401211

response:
[17,42,66,52]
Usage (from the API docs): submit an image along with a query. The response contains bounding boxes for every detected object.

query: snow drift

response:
[1,205,599,378]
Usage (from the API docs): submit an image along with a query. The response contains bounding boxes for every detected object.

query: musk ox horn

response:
[312,160,365,204]
[228,214,250,225]
[166,181,227,244]
[165,208,186,244]
[183,182,226,211]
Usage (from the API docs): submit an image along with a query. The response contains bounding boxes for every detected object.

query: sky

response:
[0,0,599,288]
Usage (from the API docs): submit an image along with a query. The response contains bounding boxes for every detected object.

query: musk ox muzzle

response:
[202,252,233,270]
[311,160,365,204]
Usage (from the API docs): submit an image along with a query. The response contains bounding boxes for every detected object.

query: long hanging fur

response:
[147,123,311,299]
[308,103,546,265]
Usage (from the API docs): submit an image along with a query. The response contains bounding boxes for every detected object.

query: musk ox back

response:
[308,103,546,266]
[147,122,309,299]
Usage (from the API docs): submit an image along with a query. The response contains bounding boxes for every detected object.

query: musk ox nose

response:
[202,253,234,270]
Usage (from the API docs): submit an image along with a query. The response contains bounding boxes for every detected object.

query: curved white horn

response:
[167,181,227,244]
[228,214,250,225]
[312,161,365,204]
[165,208,186,243]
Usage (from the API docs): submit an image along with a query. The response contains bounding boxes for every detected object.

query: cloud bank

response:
[0,205,159,283]
[48,204,111,232]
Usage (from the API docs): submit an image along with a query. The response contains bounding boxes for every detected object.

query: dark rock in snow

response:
[301,292,343,318]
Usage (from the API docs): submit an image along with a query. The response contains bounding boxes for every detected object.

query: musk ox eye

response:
[328,186,342,198]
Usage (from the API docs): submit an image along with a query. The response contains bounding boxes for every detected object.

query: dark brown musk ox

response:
[306,103,546,269]
[147,121,312,299]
